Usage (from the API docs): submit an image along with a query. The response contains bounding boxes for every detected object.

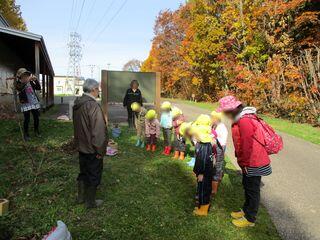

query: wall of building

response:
[54,76,84,96]
[0,38,25,104]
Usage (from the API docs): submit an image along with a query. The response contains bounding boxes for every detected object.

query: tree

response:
[122,59,142,72]
[0,0,27,30]
[143,0,320,123]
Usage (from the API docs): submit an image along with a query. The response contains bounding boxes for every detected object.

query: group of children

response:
[130,101,228,217]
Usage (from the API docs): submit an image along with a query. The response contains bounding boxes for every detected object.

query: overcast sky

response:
[16,0,184,80]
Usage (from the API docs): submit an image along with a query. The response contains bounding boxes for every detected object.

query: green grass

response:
[166,98,320,145]
[0,119,280,239]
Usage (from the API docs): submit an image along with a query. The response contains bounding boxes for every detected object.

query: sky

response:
[16,0,184,80]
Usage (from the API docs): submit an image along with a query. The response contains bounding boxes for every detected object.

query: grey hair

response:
[83,78,99,93]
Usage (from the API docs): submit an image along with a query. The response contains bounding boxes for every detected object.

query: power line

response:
[88,0,129,47]
[81,0,98,32]
[85,0,117,42]
[75,0,86,32]
[68,0,76,31]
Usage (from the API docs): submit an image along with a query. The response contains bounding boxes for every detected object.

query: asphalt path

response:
[172,101,320,240]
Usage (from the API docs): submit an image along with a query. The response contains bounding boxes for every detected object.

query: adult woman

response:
[217,96,271,228]
[123,80,143,128]
[14,68,41,141]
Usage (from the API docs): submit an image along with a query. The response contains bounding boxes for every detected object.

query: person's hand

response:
[197,174,204,182]
[29,75,37,81]
[96,154,103,159]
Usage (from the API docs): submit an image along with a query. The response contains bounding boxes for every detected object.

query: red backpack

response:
[244,115,283,155]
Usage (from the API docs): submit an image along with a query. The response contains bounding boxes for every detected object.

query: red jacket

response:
[232,114,270,168]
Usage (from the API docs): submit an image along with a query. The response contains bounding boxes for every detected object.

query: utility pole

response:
[67,32,82,94]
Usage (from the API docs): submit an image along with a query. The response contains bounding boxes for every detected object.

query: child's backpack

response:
[244,115,283,155]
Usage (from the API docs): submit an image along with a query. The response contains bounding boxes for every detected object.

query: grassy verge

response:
[165,98,320,145]
[0,119,279,239]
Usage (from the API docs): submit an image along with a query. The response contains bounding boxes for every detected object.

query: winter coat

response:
[145,118,161,138]
[172,114,185,135]
[123,88,143,107]
[231,107,270,168]
[15,78,41,104]
[73,94,108,156]
[193,142,214,175]
[135,107,147,137]
[160,111,172,129]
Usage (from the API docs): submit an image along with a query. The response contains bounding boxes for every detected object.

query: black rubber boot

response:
[77,181,85,204]
[85,186,103,209]
[23,132,30,142]
[34,129,41,138]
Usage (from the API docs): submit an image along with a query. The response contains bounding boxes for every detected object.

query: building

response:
[54,75,85,96]
[0,13,54,109]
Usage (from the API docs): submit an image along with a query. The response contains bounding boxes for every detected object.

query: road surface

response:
[173,101,320,240]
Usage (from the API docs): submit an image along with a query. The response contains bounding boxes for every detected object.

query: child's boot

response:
[211,181,219,196]
[162,146,168,155]
[152,144,156,152]
[179,152,185,160]
[173,151,179,159]
[135,139,141,147]
[165,146,171,156]
[140,141,145,148]
[146,144,151,151]
[193,204,210,216]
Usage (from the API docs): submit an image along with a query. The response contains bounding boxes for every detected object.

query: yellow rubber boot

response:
[179,152,185,160]
[232,217,255,228]
[193,204,210,216]
[231,210,245,219]
[173,151,179,159]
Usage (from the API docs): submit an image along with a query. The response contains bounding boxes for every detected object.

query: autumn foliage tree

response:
[142,0,320,123]
[0,0,26,30]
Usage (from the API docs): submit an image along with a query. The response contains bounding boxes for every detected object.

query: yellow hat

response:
[211,110,223,120]
[161,101,171,110]
[179,122,192,136]
[131,102,141,112]
[146,109,157,120]
[190,125,212,143]
[171,107,182,118]
[195,114,211,126]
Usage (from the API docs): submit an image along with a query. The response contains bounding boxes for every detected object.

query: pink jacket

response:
[172,114,185,135]
[145,118,161,138]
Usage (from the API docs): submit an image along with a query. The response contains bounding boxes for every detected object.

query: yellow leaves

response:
[192,77,202,86]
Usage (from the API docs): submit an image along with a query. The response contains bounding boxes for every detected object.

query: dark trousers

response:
[162,128,172,146]
[173,134,186,152]
[147,134,157,145]
[212,146,226,181]
[77,152,103,187]
[23,109,40,134]
[197,171,212,206]
[127,106,135,128]
[242,175,261,223]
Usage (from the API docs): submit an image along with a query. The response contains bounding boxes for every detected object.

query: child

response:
[172,107,186,160]
[192,124,214,216]
[145,109,161,152]
[160,101,173,155]
[131,102,147,148]
[211,111,228,196]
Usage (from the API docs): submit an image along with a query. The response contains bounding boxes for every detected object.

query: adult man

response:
[73,79,107,209]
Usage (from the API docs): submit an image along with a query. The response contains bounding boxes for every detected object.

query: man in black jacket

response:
[123,80,143,128]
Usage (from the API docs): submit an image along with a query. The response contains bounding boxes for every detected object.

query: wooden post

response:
[101,70,108,124]
[35,42,44,107]
[155,72,161,115]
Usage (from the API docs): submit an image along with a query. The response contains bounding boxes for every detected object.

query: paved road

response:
[172,101,320,240]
